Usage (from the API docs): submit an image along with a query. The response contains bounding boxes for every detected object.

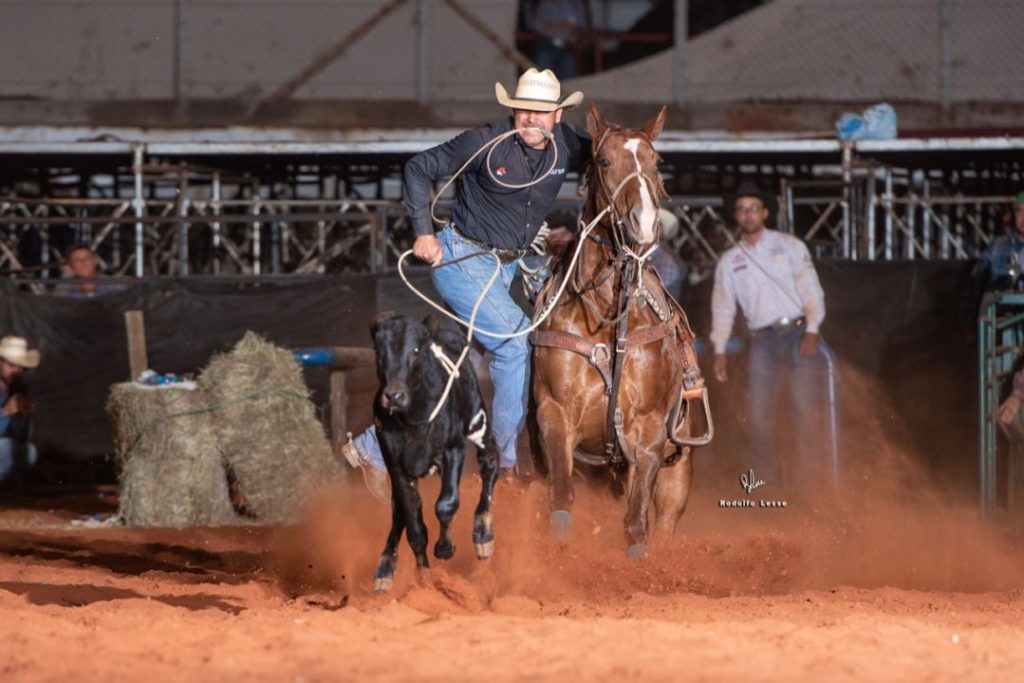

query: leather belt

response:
[452,227,527,263]
[750,316,806,336]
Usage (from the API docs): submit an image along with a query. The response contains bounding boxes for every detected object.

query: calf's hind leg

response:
[472,431,500,559]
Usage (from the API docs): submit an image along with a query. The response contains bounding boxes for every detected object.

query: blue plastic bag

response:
[835,103,897,141]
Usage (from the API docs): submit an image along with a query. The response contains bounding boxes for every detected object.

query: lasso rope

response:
[409,127,656,422]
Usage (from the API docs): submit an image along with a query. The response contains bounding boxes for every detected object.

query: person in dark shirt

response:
[344,68,591,497]
[52,244,126,298]
[0,336,40,486]
[962,191,1024,337]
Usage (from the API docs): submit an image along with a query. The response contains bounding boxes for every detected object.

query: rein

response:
[534,126,714,464]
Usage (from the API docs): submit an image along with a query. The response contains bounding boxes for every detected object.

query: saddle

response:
[531,262,712,466]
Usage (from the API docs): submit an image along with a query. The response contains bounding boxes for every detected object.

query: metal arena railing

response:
[1,138,1022,281]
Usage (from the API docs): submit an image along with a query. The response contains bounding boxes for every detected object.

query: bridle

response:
[531,119,714,465]
[571,127,666,322]
[589,126,666,278]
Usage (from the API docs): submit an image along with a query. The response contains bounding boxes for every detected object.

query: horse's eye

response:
[599,158,611,168]
[413,346,420,355]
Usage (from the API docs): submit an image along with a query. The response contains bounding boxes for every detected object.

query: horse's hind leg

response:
[473,432,500,559]
[652,444,694,542]
[434,446,464,560]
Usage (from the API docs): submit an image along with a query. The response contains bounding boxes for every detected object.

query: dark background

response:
[1,259,978,493]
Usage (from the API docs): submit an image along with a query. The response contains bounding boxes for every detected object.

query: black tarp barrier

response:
[0,260,979,490]
[683,259,978,489]
[0,272,434,465]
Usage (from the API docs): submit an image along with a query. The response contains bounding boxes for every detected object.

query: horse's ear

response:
[642,105,668,142]
[586,103,606,142]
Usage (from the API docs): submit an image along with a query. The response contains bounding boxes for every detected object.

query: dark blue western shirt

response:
[403,117,591,250]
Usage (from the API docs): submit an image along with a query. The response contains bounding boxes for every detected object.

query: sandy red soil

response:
[2,461,1023,683]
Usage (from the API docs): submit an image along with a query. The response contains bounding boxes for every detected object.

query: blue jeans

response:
[356,224,531,470]
[744,327,829,489]
[0,438,38,483]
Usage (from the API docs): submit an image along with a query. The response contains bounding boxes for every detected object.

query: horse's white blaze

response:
[467,409,487,448]
[623,137,657,244]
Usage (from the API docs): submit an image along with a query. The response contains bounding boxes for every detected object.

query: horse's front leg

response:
[434,445,464,560]
[536,396,576,538]
[623,424,667,558]
[652,441,693,541]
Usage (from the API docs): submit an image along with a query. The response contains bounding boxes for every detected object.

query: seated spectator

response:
[961,191,1024,340]
[53,244,125,298]
[0,336,40,486]
[998,366,1024,437]
[526,0,589,78]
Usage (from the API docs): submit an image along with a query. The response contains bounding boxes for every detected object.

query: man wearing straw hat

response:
[0,336,41,486]
[343,69,590,497]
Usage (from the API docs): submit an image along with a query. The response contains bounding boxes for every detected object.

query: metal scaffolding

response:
[978,291,1024,518]
[0,134,1022,281]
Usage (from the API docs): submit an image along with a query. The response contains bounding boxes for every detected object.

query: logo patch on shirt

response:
[548,167,567,176]
[495,165,506,176]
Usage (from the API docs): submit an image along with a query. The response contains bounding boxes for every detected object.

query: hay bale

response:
[199,332,342,523]
[108,382,239,527]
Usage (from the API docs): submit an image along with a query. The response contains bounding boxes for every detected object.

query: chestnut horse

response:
[531,104,713,558]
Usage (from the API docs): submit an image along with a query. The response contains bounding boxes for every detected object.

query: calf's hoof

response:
[474,539,495,560]
[626,543,647,561]
[434,538,455,560]
[550,510,572,539]
[373,576,394,593]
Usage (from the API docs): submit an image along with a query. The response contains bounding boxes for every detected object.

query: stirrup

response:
[670,386,715,447]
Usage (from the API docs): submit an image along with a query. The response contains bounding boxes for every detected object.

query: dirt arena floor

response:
[2,451,1024,683]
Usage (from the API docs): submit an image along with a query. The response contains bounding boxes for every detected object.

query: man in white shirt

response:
[710,181,828,487]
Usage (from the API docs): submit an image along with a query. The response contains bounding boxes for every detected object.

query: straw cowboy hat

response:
[495,68,584,112]
[0,336,40,369]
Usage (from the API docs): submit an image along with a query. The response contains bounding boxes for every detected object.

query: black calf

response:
[370,312,500,593]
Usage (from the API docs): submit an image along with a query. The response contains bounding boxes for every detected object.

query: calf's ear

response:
[426,312,465,351]
[424,312,442,336]
[371,311,396,338]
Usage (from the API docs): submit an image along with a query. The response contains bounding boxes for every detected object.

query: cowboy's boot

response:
[341,433,390,503]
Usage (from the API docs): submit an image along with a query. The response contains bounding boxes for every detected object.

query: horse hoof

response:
[373,576,393,593]
[627,544,647,561]
[474,540,494,560]
[550,510,572,539]
[434,539,455,560]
